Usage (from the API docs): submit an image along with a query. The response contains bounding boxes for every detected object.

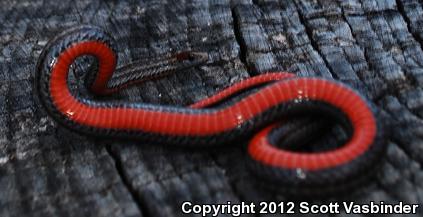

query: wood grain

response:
[0,0,422,216]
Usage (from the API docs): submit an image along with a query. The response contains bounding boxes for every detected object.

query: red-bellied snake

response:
[35,26,387,196]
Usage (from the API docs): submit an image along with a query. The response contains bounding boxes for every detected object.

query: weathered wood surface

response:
[0,0,422,216]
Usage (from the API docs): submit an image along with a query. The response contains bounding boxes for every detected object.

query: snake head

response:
[174,51,208,64]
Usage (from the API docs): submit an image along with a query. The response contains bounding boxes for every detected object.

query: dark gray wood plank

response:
[0,0,422,216]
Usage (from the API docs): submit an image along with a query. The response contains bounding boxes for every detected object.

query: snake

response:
[34,26,387,196]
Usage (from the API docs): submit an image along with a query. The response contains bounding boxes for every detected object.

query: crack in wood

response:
[106,145,147,217]
[293,1,338,79]
[231,6,249,74]
[395,0,423,55]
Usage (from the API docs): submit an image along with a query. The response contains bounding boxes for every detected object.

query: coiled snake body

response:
[35,26,387,196]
